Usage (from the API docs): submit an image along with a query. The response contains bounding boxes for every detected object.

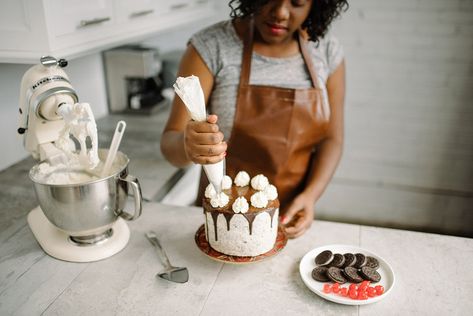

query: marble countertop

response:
[1,201,472,315]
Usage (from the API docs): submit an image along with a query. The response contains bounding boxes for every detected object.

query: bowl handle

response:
[117,174,143,221]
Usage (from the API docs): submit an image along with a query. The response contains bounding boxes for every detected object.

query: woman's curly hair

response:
[229,0,348,44]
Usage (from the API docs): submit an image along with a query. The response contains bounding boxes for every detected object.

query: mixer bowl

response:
[29,149,142,238]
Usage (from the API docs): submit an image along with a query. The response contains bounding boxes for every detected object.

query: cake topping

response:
[210,192,229,208]
[251,174,269,191]
[232,196,249,214]
[234,171,250,187]
[221,175,232,190]
[263,184,278,200]
[250,191,269,208]
[205,183,217,199]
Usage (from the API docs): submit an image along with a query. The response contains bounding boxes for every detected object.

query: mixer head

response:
[18,56,79,162]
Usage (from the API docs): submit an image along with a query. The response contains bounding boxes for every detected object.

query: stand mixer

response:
[18,56,142,262]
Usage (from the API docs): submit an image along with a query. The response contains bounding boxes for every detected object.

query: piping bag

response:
[173,75,225,193]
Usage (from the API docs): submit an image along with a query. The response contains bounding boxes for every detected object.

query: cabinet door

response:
[43,0,114,37]
[0,0,49,55]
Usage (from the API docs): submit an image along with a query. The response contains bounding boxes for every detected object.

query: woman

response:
[161,0,348,238]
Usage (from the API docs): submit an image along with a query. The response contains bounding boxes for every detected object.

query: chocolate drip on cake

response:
[223,213,233,231]
[241,213,257,235]
[268,208,277,228]
[210,211,219,241]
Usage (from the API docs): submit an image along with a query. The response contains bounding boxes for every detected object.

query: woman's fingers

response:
[184,116,226,164]
[284,209,313,238]
[190,131,224,145]
[187,142,227,157]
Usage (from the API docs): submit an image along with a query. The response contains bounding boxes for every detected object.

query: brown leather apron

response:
[197,18,330,212]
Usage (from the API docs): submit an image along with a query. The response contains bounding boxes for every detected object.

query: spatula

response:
[145,231,189,283]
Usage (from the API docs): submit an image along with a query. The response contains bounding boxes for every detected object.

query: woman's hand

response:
[281,192,316,238]
[184,114,227,164]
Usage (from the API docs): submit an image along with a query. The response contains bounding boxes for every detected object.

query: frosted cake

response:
[202,171,279,257]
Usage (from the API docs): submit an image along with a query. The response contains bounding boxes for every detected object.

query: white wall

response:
[317,0,473,235]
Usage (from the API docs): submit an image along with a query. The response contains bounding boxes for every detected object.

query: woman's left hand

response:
[281,192,316,238]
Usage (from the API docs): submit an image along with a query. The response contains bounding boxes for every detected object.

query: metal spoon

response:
[145,231,189,283]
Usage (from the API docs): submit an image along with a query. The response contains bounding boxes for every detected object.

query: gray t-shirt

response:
[190,20,344,139]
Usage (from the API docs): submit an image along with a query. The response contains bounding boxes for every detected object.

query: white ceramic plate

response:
[299,244,395,305]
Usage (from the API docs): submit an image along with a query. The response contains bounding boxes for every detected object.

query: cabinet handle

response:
[78,17,111,28]
[170,3,189,10]
[130,9,154,18]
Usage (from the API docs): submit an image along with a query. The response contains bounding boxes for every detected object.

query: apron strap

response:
[239,18,320,89]
[240,17,254,86]
[298,32,319,89]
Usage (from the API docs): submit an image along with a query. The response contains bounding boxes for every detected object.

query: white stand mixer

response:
[19,56,139,262]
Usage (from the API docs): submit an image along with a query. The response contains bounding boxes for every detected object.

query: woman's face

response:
[253,0,313,45]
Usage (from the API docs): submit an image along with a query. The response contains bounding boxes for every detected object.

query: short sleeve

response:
[189,27,218,75]
[326,36,344,75]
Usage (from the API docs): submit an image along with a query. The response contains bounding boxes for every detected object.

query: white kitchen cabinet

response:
[0,0,216,64]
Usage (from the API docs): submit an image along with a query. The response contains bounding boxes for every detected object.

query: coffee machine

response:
[104,46,166,114]
[18,56,142,262]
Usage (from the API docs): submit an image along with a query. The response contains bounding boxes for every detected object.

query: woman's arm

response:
[160,44,226,168]
[283,60,346,238]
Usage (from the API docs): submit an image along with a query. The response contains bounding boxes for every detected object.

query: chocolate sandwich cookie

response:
[311,266,330,282]
[315,250,333,266]
[343,266,364,283]
[328,253,345,268]
[365,256,379,270]
[342,253,356,268]
[360,266,381,283]
[354,253,367,269]
[327,267,347,284]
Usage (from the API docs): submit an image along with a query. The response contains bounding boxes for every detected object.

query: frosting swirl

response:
[210,192,229,208]
[263,184,278,200]
[205,183,217,199]
[232,196,249,214]
[221,175,232,190]
[250,191,269,208]
[234,171,250,187]
[250,174,269,191]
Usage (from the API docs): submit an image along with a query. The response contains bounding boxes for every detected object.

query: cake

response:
[202,171,280,257]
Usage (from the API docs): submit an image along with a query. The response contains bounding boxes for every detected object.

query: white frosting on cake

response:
[205,209,279,257]
[250,191,269,208]
[234,171,250,187]
[250,174,269,191]
[205,183,217,199]
[232,196,249,214]
[221,175,232,190]
[264,184,278,201]
[210,192,229,208]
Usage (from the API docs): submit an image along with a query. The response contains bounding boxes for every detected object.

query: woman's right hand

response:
[183,114,227,165]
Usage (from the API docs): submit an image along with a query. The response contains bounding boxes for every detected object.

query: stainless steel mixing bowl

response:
[29,149,142,238]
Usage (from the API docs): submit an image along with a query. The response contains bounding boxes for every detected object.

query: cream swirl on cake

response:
[221,175,232,190]
[250,191,269,208]
[234,171,250,187]
[210,192,229,208]
[232,196,249,214]
[263,184,278,201]
[250,174,269,191]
